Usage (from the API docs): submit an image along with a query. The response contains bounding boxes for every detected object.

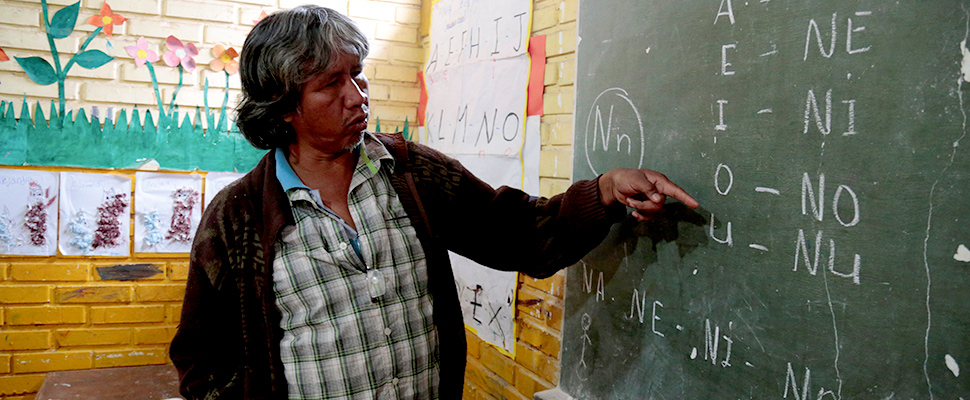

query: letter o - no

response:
[833,184,860,227]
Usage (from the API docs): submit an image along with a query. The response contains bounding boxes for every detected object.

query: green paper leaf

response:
[48,1,80,39]
[74,50,112,69]
[15,57,57,85]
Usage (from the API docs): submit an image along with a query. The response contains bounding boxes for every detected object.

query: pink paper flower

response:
[209,45,239,75]
[162,35,198,71]
[125,37,159,67]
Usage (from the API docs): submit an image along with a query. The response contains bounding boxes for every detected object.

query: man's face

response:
[284,52,370,155]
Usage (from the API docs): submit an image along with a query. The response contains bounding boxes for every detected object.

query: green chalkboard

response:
[558,0,970,398]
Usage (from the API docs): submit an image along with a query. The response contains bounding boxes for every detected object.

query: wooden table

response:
[35,365,183,400]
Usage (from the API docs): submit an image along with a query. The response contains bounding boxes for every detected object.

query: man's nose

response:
[345,77,367,107]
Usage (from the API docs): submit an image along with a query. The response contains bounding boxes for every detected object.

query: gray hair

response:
[235,5,370,149]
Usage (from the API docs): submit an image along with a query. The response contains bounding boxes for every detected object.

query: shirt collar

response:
[275,132,394,192]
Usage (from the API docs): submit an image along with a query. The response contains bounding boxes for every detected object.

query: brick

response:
[166,0,235,23]
[0,331,52,351]
[0,374,45,396]
[479,345,516,384]
[90,305,165,324]
[541,87,574,115]
[465,328,482,359]
[9,262,90,283]
[555,57,575,86]
[547,28,577,57]
[371,104,416,123]
[82,83,157,106]
[12,351,93,373]
[94,263,165,281]
[127,19,203,42]
[521,271,565,298]
[0,354,9,374]
[56,285,132,303]
[367,44,390,61]
[532,5,558,32]
[540,117,573,146]
[0,285,51,304]
[514,342,559,384]
[538,148,572,179]
[0,28,66,52]
[0,5,42,27]
[168,304,183,324]
[368,84,389,101]
[0,75,80,102]
[84,0,159,14]
[56,328,131,347]
[240,7,277,26]
[204,25,250,48]
[134,326,178,344]
[514,368,553,399]
[388,85,420,103]
[390,45,423,64]
[517,319,560,358]
[464,357,525,400]
[348,1,396,22]
[161,87,243,110]
[5,306,86,326]
[561,0,578,23]
[543,61,559,86]
[539,178,570,198]
[516,287,563,331]
[375,24,417,44]
[135,284,185,302]
[168,262,189,281]
[93,347,168,368]
[395,7,420,25]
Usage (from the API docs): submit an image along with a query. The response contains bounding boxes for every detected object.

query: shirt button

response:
[384,328,392,336]
[339,242,348,250]
[392,378,399,385]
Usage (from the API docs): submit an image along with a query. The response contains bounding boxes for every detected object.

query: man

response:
[169,5,698,400]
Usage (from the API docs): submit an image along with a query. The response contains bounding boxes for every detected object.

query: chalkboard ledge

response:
[534,388,573,400]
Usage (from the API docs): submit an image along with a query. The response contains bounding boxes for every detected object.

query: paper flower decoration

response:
[0,48,8,62]
[209,45,239,75]
[86,1,126,37]
[125,37,159,67]
[162,35,198,71]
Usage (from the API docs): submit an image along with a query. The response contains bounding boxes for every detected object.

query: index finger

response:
[653,178,699,209]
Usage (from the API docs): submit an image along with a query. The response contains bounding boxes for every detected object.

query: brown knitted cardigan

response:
[169,132,625,399]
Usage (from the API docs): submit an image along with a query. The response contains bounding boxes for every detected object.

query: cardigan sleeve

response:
[407,142,627,278]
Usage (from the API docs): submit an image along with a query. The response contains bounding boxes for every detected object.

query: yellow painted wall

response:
[0,0,577,398]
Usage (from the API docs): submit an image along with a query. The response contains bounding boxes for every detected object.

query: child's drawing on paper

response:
[134,172,202,253]
[0,169,59,256]
[166,187,199,243]
[59,172,132,257]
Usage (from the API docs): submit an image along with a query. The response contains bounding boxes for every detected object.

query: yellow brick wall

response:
[453,0,577,399]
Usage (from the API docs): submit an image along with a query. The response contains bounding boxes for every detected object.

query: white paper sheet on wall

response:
[134,172,203,254]
[203,171,246,208]
[424,0,535,355]
[58,172,132,257]
[0,169,59,256]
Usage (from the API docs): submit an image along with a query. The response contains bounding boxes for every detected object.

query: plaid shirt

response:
[272,134,439,399]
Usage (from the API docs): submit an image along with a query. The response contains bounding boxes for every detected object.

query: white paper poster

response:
[58,172,132,257]
[203,171,245,208]
[425,0,534,354]
[0,169,59,256]
[134,172,202,253]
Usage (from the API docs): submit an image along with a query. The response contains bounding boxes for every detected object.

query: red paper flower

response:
[125,37,159,67]
[209,45,239,75]
[162,35,199,71]
[254,10,268,25]
[86,1,127,37]
[0,48,8,62]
